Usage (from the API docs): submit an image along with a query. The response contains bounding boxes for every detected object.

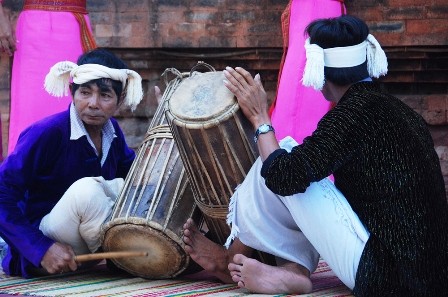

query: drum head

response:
[168,71,236,123]
[102,223,188,279]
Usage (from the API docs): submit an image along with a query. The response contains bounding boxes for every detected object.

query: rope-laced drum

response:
[164,63,272,263]
[100,74,201,279]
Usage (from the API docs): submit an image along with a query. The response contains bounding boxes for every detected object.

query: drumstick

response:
[75,251,149,262]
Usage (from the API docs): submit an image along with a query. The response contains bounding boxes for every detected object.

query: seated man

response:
[183,15,448,296]
[0,48,143,277]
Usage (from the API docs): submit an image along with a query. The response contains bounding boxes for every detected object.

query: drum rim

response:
[166,103,240,129]
[165,71,239,126]
[101,217,184,247]
[101,220,189,279]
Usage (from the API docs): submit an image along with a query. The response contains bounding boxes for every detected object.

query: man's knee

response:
[64,177,115,213]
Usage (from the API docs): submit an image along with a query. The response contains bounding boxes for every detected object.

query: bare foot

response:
[182,218,234,283]
[228,254,313,294]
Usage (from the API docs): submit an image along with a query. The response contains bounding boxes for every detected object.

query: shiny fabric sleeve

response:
[261,96,372,196]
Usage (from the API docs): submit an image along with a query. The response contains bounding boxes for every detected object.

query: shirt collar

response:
[69,103,117,165]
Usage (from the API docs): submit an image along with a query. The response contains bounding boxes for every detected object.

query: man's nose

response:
[88,93,99,107]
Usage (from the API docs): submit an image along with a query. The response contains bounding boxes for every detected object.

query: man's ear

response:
[118,85,127,107]
[69,84,75,102]
[118,92,126,108]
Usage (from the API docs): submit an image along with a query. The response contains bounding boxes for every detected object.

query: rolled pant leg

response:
[39,177,124,255]
[279,179,369,290]
[227,136,369,289]
[227,158,320,273]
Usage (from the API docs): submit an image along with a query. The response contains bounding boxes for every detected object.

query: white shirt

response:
[69,103,116,166]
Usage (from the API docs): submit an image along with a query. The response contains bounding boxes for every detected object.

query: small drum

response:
[100,77,201,279]
[164,62,258,244]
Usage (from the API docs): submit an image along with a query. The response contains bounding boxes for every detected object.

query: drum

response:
[164,62,259,244]
[100,76,201,279]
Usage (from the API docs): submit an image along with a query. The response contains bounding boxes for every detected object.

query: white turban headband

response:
[44,61,144,111]
[302,34,388,90]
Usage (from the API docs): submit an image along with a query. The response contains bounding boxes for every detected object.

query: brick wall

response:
[88,0,286,48]
[347,0,448,46]
[0,0,447,194]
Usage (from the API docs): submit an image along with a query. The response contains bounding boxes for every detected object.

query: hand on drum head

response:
[223,66,280,160]
[223,67,271,129]
[41,242,78,274]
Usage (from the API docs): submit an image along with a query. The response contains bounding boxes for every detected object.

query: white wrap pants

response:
[39,176,124,256]
[225,137,369,289]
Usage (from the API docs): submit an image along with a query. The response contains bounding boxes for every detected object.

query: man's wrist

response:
[254,124,275,143]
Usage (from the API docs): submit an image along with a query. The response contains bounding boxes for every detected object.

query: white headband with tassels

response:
[302,34,388,90]
[44,61,144,111]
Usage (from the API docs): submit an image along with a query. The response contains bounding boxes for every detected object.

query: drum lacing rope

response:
[143,126,172,143]
[195,199,229,220]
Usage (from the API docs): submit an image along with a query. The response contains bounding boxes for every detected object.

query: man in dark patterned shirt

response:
[182,15,448,296]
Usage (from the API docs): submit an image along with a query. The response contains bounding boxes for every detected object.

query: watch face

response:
[259,124,269,133]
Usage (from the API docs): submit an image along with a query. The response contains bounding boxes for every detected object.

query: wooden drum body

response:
[100,80,200,279]
[165,66,258,244]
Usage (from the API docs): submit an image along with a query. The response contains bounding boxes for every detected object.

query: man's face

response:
[73,80,120,128]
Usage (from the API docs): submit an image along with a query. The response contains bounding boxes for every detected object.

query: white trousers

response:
[39,176,124,256]
[225,137,369,290]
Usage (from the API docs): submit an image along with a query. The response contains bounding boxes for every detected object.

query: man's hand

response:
[223,66,271,130]
[41,242,78,274]
[223,66,279,161]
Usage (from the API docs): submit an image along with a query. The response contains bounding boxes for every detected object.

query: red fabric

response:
[23,0,88,14]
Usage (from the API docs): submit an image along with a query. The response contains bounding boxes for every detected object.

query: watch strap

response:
[254,124,275,143]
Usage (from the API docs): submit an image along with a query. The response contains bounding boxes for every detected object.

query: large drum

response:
[164,62,259,245]
[100,76,201,279]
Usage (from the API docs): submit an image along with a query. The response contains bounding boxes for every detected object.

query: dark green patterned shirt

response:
[261,82,448,296]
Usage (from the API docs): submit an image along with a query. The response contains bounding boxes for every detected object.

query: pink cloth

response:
[8,10,93,153]
[271,0,345,144]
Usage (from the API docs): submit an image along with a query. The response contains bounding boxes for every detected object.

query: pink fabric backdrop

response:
[8,10,92,153]
[271,0,345,144]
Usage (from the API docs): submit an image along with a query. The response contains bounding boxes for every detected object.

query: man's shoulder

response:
[108,117,126,137]
[31,110,70,130]
[109,117,120,128]
[19,110,70,143]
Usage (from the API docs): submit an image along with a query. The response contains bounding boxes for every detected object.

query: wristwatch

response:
[254,124,275,143]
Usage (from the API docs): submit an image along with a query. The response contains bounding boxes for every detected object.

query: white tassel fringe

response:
[224,188,239,249]
[44,61,78,97]
[302,38,325,91]
[366,34,388,78]
[44,62,144,110]
[124,70,144,111]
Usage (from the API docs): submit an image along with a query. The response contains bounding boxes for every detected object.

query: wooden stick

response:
[75,251,149,262]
